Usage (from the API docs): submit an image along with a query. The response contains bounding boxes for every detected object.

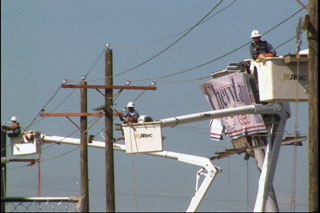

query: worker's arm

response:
[2,123,18,131]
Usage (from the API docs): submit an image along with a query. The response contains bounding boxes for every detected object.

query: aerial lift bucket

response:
[10,131,40,156]
[252,54,308,102]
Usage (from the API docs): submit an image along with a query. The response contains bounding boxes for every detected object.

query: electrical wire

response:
[147,75,212,84]
[18,31,305,135]
[29,89,77,128]
[41,146,80,162]
[5,183,309,207]
[83,46,106,78]
[295,0,308,10]
[127,7,305,83]
[274,32,304,50]
[151,30,306,85]
[110,0,237,49]
[22,6,305,132]
[24,85,62,130]
[71,2,303,85]
[6,127,80,167]
[246,160,253,209]
[24,42,107,130]
[36,116,100,162]
[290,18,303,211]
[131,155,139,212]
[112,0,224,78]
[48,89,76,113]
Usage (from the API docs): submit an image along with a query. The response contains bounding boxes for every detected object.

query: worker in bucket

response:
[120,101,139,123]
[249,30,276,60]
[1,116,21,137]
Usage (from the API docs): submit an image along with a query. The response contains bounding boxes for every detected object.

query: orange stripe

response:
[210,133,222,136]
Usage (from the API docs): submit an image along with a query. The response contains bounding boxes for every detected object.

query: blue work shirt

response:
[249,40,276,60]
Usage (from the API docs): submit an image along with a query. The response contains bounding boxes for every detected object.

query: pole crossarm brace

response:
[62,84,157,90]
[40,112,120,117]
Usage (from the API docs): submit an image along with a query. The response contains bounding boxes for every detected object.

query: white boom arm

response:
[39,135,220,212]
[123,103,284,128]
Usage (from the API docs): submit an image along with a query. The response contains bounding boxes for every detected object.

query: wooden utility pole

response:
[80,80,89,212]
[105,46,115,212]
[40,48,156,212]
[307,0,318,212]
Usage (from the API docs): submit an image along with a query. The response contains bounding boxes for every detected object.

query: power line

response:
[6,184,308,207]
[153,75,212,84]
[83,46,106,78]
[24,85,62,130]
[140,31,306,85]
[25,44,107,130]
[112,0,224,78]
[274,31,306,50]
[127,7,305,83]
[109,0,237,49]
[295,0,308,10]
[20,6,306,132]
[48,89,76,113]
[29,89,77,128]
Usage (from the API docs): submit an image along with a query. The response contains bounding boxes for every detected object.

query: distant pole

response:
[80,79,89,212]
[1,130,7,213]
[307,0,318,212]
[105,45,115,212]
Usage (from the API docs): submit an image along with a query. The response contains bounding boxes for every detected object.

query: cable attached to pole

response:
[291,17,303,212]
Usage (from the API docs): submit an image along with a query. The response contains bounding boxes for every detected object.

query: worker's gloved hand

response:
[256,54,266,62]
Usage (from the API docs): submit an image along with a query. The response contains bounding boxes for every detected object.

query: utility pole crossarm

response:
[39,112,120,117]
[62,84,157,90]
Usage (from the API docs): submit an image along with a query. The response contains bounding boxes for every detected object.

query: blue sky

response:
[2,0,309,211]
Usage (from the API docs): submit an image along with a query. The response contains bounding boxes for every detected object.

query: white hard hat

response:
[127,102,135,108]
[11,116,17,122]
[251,30,262,38]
